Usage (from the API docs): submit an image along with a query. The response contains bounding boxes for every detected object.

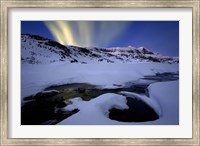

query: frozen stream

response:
[21,72,179,125]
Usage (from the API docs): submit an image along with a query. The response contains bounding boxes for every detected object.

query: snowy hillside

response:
[21,34,179,64]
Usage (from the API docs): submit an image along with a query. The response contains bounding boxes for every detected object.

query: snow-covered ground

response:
[21,62,179,125]
[57,81,178,125]
[22,62,178,98]
[58,93,129,125]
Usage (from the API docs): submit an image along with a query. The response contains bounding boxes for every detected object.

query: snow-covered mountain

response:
[21,34,179,64]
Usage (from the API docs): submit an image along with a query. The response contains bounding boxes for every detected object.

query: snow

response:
[57,81,178,125]
[119,91,162,117]
[57,93,128,125]
[21,61,179,125]
[21,34,179,64]
[147,81,179,124]
[21,35,64,64]
[22,62,178,99]
[39,90,60,94]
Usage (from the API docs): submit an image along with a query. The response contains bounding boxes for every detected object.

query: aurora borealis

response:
[21,21,179,56]
[44,21,129,47]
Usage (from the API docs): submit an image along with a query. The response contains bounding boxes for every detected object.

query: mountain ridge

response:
[21,34,179,64]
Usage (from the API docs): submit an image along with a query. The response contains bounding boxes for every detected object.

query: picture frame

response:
[0,0,199,145]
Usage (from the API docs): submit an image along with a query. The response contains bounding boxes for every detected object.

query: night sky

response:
[21,21,179,56]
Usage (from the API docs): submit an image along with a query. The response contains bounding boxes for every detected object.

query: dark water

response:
[109,97,159,122]
[21,91,79,125]
[21,72,178,125]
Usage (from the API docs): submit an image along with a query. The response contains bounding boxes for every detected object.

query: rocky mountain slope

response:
[21,34,179,64]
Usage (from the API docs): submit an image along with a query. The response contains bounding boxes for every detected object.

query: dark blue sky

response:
[21,21,179,56]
